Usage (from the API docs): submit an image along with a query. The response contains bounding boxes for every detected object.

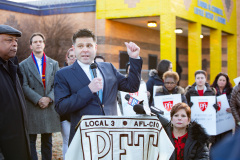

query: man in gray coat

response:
[20,33,60,160]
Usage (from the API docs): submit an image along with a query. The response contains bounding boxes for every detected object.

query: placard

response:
[191,96,217,135]
[154,94,182,120]
[66,115,174,160]
[120,82,149,115]
[216,94,235,134]
[233,76,240,86]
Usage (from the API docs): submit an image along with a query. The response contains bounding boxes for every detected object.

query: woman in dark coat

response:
[210,73,233,145]
[155,71,187,105]
[147,59,172,105]
[185,70,216,106]
[158,103,209,160]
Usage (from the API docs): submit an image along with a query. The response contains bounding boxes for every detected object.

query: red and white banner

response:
[154,94,182,120]
[66,116,174,160]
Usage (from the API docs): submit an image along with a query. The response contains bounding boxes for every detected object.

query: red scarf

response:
[31,52,47,89]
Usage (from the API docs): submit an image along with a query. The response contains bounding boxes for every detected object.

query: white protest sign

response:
[191,96,217,135]
[233,76,240,86]
[120,82,149,115]
[154,94,182,120]
[216,94,235,134]
[66,115,174,160]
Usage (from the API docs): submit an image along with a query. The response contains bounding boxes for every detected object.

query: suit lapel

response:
[97,63,106,102]
[27,56,43,85]
[71,61,90,86]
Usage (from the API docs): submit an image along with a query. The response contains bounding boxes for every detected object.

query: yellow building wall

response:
[97,0,237,84]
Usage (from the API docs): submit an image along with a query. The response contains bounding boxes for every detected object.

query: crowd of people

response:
[0,24,240,160]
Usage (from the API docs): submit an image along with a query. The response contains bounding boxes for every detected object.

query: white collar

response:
[77,60,94,69]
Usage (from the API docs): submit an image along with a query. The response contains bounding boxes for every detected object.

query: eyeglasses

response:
[164,82,176,85]
[68,56,76,60]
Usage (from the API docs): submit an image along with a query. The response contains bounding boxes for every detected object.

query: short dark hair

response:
[170,103,191,120]
[163,71,179,82]
[30,32,45,45]
[195,70,207,78]
[157,59,171,79]
[94,55,105,62]
[72,29,96,44]
[211,72,233,95]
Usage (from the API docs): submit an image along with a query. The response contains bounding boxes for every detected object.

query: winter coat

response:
[185,82,216,105]
[146,69,164,105]
[154,86,187,105]
[19,56,61,134]
[158,115,209,160]
[0,58,31,159]
[230,83,240,126]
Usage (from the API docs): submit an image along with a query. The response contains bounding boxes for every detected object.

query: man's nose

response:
[12,40,18,46]
[82,46,88,51]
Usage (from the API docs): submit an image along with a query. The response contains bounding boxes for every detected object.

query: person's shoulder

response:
[148,69,158,77]
[155,86,164,94]
[19,56,31,66]
[205,83,216,94]
[184,85,192,94]
[47,57,58,64]
[58,65,72,73]
[177,86,185,94]
[189,121,209,144]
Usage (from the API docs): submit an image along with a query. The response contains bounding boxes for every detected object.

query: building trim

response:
[0,0,96,15]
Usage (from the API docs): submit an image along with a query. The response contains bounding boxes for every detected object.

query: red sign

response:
[217,101,221,111]
[163,101,173,111]
[199,102,208,112]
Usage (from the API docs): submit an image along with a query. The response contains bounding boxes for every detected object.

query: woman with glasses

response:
[210,73,233,146]
[64,48,76,66]
[61,48,76,160]
[147,59,172,105]
[154,71,187,104]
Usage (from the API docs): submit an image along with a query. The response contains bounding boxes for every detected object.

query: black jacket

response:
[158,115,209,160]
[146,69,164,105]
[154,86,187,105]
[185,82,216,105]
[0,58,31,160]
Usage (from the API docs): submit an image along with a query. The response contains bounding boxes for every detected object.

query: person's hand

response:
[124,42,140,59]
[226,108,232,113]
[88,77,103,93]
[146,91,150,99]
[189,102,194,107]
[213,104,218,112]
[38,97,51,109]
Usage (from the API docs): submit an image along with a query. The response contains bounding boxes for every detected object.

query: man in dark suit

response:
[54,29,142,144]
[0,25,31,159]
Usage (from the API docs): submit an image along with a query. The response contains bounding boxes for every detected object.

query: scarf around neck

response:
[31,52,47,88]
